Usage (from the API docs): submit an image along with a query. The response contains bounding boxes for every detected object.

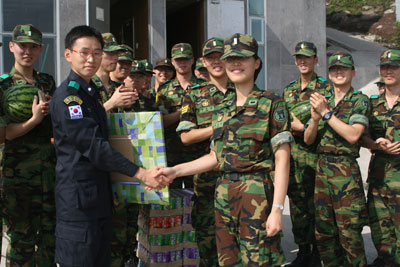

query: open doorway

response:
[166,0,205,60]
[110,0,148,60]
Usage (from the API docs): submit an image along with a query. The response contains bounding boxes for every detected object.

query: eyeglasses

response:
[71,49,103,59]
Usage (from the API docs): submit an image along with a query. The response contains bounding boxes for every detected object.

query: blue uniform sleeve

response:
[50,92,139,177]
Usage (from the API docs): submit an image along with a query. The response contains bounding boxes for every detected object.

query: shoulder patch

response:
[318,76,327,82]
[353,90,360,94]
[289,80,296,84]
[181,105,189,114]
[191,84,200,89]
[64,95,83,105]
[68,81,80,91]
[0,74,10,80]
[370,95,379,99]
[273,106,288,123]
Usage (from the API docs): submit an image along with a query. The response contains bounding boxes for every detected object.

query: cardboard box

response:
[108,112,169,205]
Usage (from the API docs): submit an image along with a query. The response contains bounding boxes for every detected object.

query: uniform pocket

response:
[237,127,265,160]
[55,221,88,266]
[76,178,99,209]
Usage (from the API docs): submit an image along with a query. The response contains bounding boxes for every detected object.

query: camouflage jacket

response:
[283,73,332,150]
[156,76,205,115]
[130,92,157,112]
[92,74,121,113]
[0,67,56,141]
[211,85,293,173]
[368,92,400,156]
[316,87,370,157]
[176,81,236,159]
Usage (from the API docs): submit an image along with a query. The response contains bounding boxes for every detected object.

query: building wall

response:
[58,0,88,82]
[266,0,327,93]
[206,0,246,39]
[205,0,326,94]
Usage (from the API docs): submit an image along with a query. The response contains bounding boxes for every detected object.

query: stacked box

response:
[137,189,200,267]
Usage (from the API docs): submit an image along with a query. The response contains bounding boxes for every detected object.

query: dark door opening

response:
[166,0,205,60]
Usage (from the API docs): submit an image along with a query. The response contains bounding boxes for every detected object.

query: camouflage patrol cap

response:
[202,37,224,56]
[12,24,42,45]
[293,41,317,57]
[171,43,193,59]
[118,44,134,62]
[195,58,206,70]
[102,33,123,52]
[154,57,174,70]
[220,33,258,60]
[130,60,146,74]
[328,52,354,69]
[379,49,400,66]
[140,59,155,74]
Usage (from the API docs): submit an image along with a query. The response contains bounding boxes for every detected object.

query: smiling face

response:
[328,66,355,87]
[203,52,226,79]
[295,55,317,75]
[224,56,260,85]
[64,36,103,83]
[100,50,119,73]
[112,60,132,81]
[154,66,174,85]
[10,42,42,69]
[171,57,193,75]
[380,65,400,88]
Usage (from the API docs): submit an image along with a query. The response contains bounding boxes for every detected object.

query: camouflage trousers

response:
[111,203,139,267]
[2,142,56,267]
[315,155,367,267]
[215,173,285,267]
[287,143,317,246]
[367,155,400,266]
[192,171,219,267]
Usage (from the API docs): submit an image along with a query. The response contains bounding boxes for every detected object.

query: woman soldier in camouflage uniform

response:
[158,33,292,267]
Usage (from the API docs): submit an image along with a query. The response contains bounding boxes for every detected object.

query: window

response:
[0,0,57,79]
[248,0,265,89]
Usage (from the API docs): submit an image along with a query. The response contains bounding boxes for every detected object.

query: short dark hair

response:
[65,25,104,50]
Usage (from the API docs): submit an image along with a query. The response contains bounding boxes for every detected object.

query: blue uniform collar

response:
[68,70,97,96]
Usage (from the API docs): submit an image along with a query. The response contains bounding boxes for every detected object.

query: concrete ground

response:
[0,28,385,266]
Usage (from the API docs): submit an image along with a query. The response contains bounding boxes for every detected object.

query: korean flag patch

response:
[68,105,83,119]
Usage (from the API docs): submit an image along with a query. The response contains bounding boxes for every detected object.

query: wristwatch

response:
[272,203,284,210]
[322,111,333,121]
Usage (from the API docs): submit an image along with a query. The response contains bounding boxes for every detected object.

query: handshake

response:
[134,166,177,190]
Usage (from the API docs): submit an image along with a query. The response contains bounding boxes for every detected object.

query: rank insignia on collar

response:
[64,95,83,105]
[217,114,223,121]
[373,111,379,116]
[168,91,174,95]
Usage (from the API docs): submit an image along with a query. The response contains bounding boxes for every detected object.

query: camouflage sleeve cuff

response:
[349,114,369,127]
[271,131,293,153]
[176,120,197,133]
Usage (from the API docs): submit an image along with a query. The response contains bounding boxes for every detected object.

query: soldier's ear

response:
[64,49,72,63]
[314,56,319,65]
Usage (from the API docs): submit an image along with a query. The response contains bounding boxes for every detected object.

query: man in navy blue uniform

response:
[50,25,168,267]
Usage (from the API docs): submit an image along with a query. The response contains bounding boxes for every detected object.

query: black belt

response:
[222,171,266,181]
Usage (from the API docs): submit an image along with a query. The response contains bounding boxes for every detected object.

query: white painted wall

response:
[206,0,246,39]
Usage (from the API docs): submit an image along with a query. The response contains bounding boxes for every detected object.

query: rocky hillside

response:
[326,0,399,46]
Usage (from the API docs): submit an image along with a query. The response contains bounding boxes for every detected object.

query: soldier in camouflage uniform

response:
[176,37,235,266]
[160,33,292,267]
[151,57,175,97]
[0,41,4,265]
[0,24,56,267]
[110,44,134,87]
[194,57,210,81]
[361,49,400,267]
[304,52,369,266]
[283,41,331,266]
[138,59,157,110]
[92,33,136,112]
[156,43,204,189]
[375,78,386,94]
